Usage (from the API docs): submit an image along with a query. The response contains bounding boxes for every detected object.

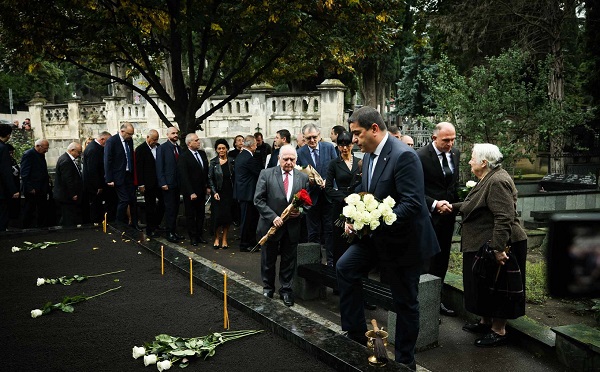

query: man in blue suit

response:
[234,135,262,251]
[336,106,440,371]
[296,123,337,266]
[156,126,183,243]
[104,123,138,228]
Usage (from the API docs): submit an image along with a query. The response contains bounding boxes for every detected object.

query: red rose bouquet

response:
[252,189,312,251]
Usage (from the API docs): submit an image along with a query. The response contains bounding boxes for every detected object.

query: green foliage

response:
[395,42,437,116]
[8,130,34,161]
[526,261,549,305]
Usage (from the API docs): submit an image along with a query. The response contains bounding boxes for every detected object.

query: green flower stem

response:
[85,286,122,301]
[86,269,125,278]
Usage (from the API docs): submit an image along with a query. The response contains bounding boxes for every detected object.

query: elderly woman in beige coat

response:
[451,143,527,347]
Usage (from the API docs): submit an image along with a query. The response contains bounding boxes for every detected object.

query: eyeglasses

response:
[305,135,319,141]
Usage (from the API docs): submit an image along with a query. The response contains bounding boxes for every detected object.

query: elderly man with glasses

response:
[296,123,337,266]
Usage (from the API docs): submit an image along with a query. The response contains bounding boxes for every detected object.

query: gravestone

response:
[540,173,598,191]
[293,243,325,300]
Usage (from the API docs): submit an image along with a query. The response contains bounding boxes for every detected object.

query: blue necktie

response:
[124,141,132,171]
[367,153,377,189]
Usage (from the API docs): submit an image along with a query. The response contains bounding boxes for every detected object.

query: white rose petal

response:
[31,309,43,318]
[383,213,397,225]
[157,360,172,371]
[383,196,396,208]
[370,220,380,230]
[132,346,146,359]
[12,246,21,252]
[365,199,379,212]
[342,205,357,220]
[353,220,364,231]
[370,209,382,221]
[144,354,157,366]
[466,180,477,188]
[362,193,375,204]
[345,193,360,206]
[355,201,366,212]
[36,278,46,286]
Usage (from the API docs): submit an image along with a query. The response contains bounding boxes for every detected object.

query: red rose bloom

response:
[293,189,312,207]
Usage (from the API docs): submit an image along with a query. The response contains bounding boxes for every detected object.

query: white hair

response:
[472,143,503,169]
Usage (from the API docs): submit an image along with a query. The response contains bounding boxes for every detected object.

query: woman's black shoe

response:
[462,321,492,334]
[475,331,508,347]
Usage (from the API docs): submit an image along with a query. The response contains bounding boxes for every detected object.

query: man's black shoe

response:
[364,301,377,311]
[440,303,457,317]
[197,236,208,244]
[280,293,294,307]
[263,290,274,298]
[166,233,179,243]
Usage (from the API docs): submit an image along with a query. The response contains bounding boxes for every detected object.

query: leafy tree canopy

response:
[0,0,403,135]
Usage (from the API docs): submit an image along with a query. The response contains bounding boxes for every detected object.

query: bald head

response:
[67,142,83,159]
[146,129,159,148]
[432,122,456,153]
[279,144,297,172]
[35,139,50,154]
[401,135,414,147]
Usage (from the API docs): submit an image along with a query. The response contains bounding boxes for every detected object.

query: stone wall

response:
[27,80,347,167]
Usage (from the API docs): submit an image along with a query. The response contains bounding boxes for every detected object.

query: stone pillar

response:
[66,99,81,141]
[248,83,274,136]
[103,96,125,134]
[317,79,346,138]
[27,92,47,140]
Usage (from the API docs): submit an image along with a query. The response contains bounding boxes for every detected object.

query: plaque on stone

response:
[540,173,598,191]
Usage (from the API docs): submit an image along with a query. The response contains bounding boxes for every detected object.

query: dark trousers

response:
[162,188,180,234]
[305,195,333,265]
[427,215,455,285]
[115,173,136,225]
[261,228,298,294]
[87,190,105,224]
[59,202,82,227]
[143,187,164,233]
[336,240,422,365]
[183,194,205,239]
[22,191,48,228]
[0,199,8,231]
[239,200,258,248]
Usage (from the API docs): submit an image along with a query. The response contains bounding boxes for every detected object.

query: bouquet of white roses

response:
[336,192,397,242]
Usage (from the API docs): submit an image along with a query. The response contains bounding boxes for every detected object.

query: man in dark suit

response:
[53,142,84,226]
[234,135,262,251]
[254,132,271,167]
[135,129,164,237]
[104,123,138,227]
[296,123,337,266]
[20,138,50,228]
[83,131,111,224]
[266,129,291,168]
[156,126,183,243]
[0,124,19,231]
[254,145,309,306]
[337,106,440,370]
[178,133,210,246]
[417,122,460,317]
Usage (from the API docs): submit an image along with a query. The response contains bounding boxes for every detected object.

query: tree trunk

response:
[360,60,378,108]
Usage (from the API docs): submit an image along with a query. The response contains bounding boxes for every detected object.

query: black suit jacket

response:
[234,149,262,201]
[82,140,105,193]
[135,142,160,190]
[53,153,83,204]
[156,141,181,188]
[324,156,361,203]
[20,147,49,194]
[0,141,18,200]
[104,133,134,186]
[357,134,440,267]
[416,143,460,210]
[177,148,209,196]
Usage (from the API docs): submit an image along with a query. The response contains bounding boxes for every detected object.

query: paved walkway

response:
[161,223,568,372]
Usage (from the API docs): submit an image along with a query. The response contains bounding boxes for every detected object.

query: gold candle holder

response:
[365,329,389,367]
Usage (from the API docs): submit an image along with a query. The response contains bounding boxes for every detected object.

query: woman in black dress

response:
[324,131,361,266]
[208,139,235,249]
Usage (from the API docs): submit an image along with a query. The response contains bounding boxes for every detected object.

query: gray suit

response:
[254,166,309,294]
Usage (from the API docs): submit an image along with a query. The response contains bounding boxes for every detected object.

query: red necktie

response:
[283,172,289,196]
[174,146,179,160]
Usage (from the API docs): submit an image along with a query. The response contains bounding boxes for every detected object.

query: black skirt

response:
[463,239,527,319]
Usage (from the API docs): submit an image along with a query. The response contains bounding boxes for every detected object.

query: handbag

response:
[472,240,497,288]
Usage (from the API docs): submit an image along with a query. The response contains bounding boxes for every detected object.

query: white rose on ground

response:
[31,309,43,318]
[132,346,146,359]
[144,354,157,366]
[383,196,396,208]
[157,360,172,371]
[36,278,46,286]
[466,180,477,188]
[383,213,397,225]
[345,193,361,206]
[12,246,20,252]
